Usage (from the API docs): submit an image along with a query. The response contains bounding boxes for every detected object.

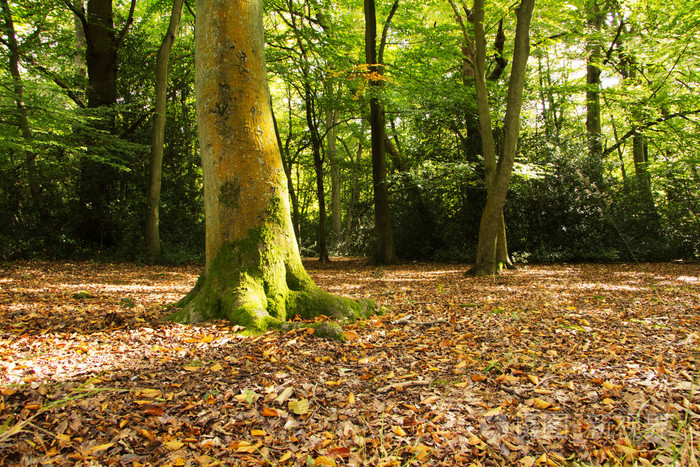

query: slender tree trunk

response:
[364,0,397,264]
[271,106,301,247]
[343,125,364,253]
[586,0,603,185]
[290,2,329,262]
[450,0,516,271]
[171,0,375,331]
[327,107,342,245]
[1,0,51,226]
[73,0,87,82]
[146,0,184,264]
[454,0,534,276]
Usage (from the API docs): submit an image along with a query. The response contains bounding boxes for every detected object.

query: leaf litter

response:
[0,259,699,465]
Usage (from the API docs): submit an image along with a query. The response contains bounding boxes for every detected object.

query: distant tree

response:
[170,0,375,330]
[450,0,535,275]
[63,0,136,246]
[0,0,51,226]
[146,0,185,264]
[364,0,399,264]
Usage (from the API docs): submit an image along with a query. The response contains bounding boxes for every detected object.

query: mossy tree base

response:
[169,227,377,334]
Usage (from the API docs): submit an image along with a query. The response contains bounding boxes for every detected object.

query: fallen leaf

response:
[532,398,552,410]
[288,399,309,415]
[164,440,184,451]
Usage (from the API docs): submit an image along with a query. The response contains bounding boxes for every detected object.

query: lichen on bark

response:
[171,0,378,336]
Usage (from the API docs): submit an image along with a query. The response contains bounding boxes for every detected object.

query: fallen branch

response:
[377,379,433,393]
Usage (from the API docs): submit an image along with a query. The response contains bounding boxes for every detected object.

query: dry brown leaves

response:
[0,259,699,466]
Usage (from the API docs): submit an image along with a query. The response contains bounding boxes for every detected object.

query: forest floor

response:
[0,259,699,466]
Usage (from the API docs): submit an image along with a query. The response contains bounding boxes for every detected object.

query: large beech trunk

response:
[170,0,374,332]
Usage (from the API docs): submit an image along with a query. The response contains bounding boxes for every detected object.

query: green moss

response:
[265,194,285,225]
[168,222,378,333]
[218,178,241,208]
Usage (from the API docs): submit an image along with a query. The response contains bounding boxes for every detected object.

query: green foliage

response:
[1,0,698,263]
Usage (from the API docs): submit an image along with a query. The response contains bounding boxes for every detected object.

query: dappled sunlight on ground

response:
[0,259,698,464]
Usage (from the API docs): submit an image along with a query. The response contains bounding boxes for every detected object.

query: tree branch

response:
[117,0,137,47]
[62,0,89,42]
[378,0,399,66]
[602,109,700,157]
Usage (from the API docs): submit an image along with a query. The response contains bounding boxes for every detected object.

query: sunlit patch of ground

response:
[0,259,698,465]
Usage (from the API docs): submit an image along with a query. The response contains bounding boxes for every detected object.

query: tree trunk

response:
[342,125,364,254]
[464,0,535,276]
[327,107,342,245]
[1,0,51,226]
[290,2,329,262]
[364,0,397,264]
[146,0,185,264]
[69,0,118,246]
[73,0,87,82]
[271,106,301,247]
[170,0,375,331]
[585,0,603,185]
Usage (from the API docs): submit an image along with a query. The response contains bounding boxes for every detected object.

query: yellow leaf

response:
[532,398,552,410]
[201,335,214,343]
[314,455,336,466]
[616,444,639,458]
[420,395,440,405]
[602,398,615,405]
[343,330,360,341]
[527,374,539,385]
[471,374,487,382]
[139,389,162,398]
[210,363,223,372]
[88,442,115,453]
[454,381,469,388]
[164,440,184,451]
[183,366,200,372]
[174,457,186,466]
[251,429,266,437]
[393,426,407,436]
[325,379,342,388]
[347,393,356,405]
[289,399,310,415]
[483,406,503,418]
[603,381,623,390]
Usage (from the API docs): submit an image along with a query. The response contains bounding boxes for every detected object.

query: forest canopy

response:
[1,0,698,264]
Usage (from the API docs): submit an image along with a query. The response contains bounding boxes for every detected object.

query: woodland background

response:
[1,0,699,264]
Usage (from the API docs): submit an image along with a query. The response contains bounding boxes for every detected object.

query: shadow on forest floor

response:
[0,259,699,465]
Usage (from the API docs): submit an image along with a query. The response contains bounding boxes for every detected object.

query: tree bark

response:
[146,0,185,264]
[450,0,515,271]
[170,0,375,331]
[585,0,603,185]
[464,0,535,276]
[364,0,398,264]
[66,0,135,246]
[327,106,342,245]
[290,1,329,262]
[1,0,51,226]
